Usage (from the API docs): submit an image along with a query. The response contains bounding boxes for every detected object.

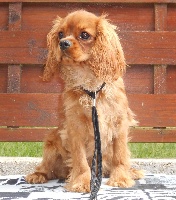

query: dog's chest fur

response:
[60,64,135,160]
[62,73,130,151]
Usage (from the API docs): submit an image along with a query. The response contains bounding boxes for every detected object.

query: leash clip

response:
[93,92,96,107]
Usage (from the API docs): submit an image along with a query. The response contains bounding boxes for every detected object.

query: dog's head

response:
[43,10,126,82]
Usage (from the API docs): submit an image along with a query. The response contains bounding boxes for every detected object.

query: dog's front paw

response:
[25,172,48,184]
[107,176,135,188]
[130,168,144,180]
[107,166,135,188]
[65,172,91,193]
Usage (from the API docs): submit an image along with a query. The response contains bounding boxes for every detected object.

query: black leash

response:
[83,82,106,200]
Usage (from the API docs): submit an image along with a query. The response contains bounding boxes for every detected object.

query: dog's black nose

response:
[59,40,72,50]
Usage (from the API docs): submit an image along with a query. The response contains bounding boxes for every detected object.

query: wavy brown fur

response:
[26,10,144,193]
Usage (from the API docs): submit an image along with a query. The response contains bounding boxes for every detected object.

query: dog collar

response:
[82,82,106,103]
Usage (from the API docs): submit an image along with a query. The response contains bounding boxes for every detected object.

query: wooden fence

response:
[0,0,176,143]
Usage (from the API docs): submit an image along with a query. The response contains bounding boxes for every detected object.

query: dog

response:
[26,10,144,193]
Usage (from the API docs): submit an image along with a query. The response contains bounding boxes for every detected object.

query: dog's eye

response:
[79,32,90,40]
[58,32,64,39]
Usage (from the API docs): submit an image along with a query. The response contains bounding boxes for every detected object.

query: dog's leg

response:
[25,129,69,184]
[65,130,91,193]
[107,125,135,188]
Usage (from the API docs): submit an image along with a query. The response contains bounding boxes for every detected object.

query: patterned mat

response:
[0,174,176,200]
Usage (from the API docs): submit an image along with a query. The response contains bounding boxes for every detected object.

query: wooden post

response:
[7,3,22,129]
[154,4,167,94]
[7,3,22,93]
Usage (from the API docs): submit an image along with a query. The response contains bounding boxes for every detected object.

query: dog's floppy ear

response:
[43,16,62,81]
[89,16,126,82]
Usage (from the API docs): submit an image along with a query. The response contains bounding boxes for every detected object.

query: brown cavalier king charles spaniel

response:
[26,10,143,193]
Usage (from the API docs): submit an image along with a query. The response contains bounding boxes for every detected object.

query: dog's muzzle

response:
[59,40,72,50]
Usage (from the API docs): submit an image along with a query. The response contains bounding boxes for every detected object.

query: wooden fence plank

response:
[167,65,176,94]
[0,31,176,64]
[0,0,175,3]
[124,65,154,94]
[0,48,47,64]
[22,3,154,32]
[19,64,153,94]
[0,128,50,142]
[7,3,22,94]
[0,3,8,31]
[0,93,63,127]
[0,93,176,127]
[0,128,176,142]
[8,2,22,31]
[155,3,167,31]
[130,128,176,143]
[154,4,167,94]
[0,31,47,48]
[1,31,176,49]
[20,65,64,93]
[154,65,167,94]
[120,31,176,65]
[167,4,176,31]
[128,94,176,127]
[0,65,8,93]
[7,65,21,93]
